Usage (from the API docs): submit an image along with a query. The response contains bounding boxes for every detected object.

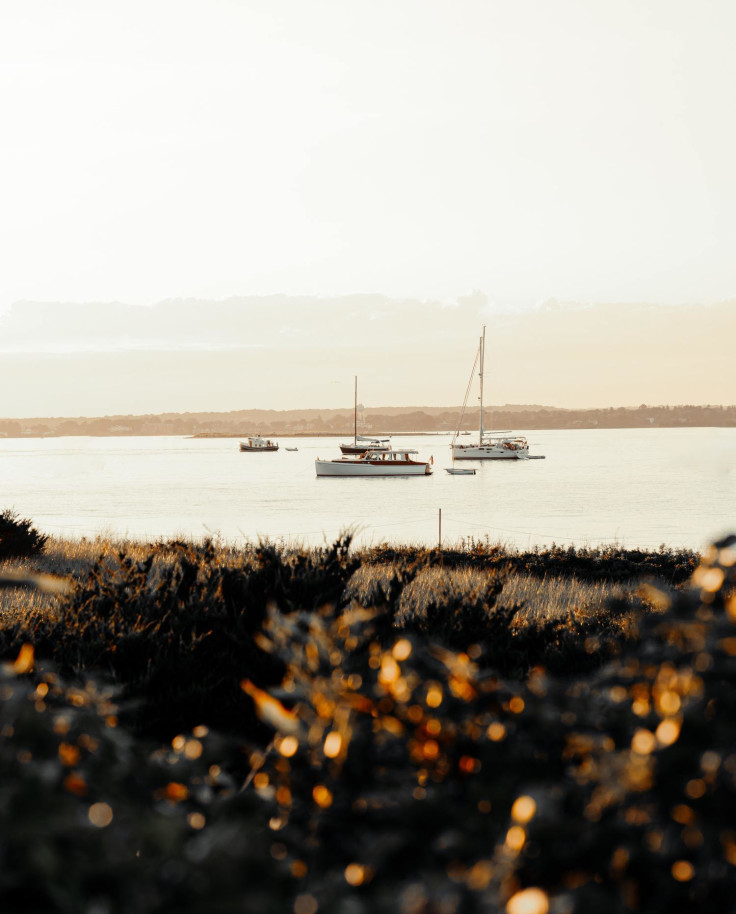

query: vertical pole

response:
[354,376,357,446]
[438,507,442,550]
[479,325,486,442]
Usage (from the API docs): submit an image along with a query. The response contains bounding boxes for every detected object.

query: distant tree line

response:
[0,404,733,438]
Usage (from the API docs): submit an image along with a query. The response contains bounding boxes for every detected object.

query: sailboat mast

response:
[354,376,357,446]
[479,325,486,441]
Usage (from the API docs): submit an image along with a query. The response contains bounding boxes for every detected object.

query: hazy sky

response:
[2,0,736,308]
[0,296,733,415]
[1,1,735,415]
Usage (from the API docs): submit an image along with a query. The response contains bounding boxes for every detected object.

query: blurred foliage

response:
[0,532,734,912]
[0,653,289,913]
[0,508,48,560]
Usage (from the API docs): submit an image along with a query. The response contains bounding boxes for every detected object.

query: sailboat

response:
[451,327,541,460]
[339,377,391,455]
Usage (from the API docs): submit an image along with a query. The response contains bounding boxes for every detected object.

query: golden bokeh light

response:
[344,863,367,886]
[392,638,412,661]
[466,860,493,890]
[655,718,681,747]
[165,782,189,802]
[657,691,681,715]
[506,887,549,914]
[378,656,400,686]
[312,785,333,808]
[506,825,526,852]
[88,802,113,828]
[511,795,537,824]
[671,860,694,882]
[631,729,657,755]
[422,739,440,760]
[685,779,706,799]
[58,742,81,767]
[279,735,299,757]
[12,644,34,675]
[184,739,203,760]
[323,731,342,758]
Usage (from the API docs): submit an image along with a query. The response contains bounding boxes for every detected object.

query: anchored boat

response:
[239,435,279,452]
[339,377,391,455]
[316,448,432,477]
[451,326,543,461]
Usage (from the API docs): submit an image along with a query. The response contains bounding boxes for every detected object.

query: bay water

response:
[1,428,733,552]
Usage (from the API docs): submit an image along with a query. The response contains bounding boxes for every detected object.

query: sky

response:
[1,0,735,414]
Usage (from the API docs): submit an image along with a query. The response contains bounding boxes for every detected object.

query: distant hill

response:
[0,404,733,437]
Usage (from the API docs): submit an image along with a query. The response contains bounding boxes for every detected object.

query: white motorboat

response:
[239,435,279,452]
[340,377,391,455]
[445,467,476,475]
[316,448,432,477]
[451,327,541,461]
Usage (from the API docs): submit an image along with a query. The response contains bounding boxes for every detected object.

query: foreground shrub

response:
[1,531,734,912]
[7,537,358,737]
[236,534,736,912]
[0,650,287,914]
[0,508,47,560]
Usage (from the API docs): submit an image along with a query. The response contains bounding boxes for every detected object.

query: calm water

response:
[1,428,734,551]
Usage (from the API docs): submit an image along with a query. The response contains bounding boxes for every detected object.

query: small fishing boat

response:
[445,467,476,475]
[285,447,298,452]
[239,435,279,452]
[316,448,432,477]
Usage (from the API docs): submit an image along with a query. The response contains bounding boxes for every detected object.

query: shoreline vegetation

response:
[1,522,735,912]
[0,403,734,438]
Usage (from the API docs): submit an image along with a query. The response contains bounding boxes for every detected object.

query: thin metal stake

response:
[438,507,442,549]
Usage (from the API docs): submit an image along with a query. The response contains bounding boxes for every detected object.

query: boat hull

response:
[451,444,528,460]
[339,443,390,455]
[315,459,431,477]
[239,444,279,452]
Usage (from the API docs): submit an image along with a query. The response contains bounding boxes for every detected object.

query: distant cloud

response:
[0,296,733,416]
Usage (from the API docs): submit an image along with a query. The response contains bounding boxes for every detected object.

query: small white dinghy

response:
[445,467,476,475]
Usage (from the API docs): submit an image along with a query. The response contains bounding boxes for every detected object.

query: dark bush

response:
[0,508,48,559]
[9,536,358,738]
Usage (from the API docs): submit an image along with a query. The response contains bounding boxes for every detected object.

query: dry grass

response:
[2,536,650,630]
[0,535,232,623]
[497,570,641,622]
[347,562,642,626]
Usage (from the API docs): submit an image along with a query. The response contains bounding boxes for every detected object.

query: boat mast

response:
[479,325,486,441]
[354,376,357,447]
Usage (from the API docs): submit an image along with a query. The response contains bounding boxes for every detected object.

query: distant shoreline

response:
[0,404,733,438]
[0,424,733,440]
